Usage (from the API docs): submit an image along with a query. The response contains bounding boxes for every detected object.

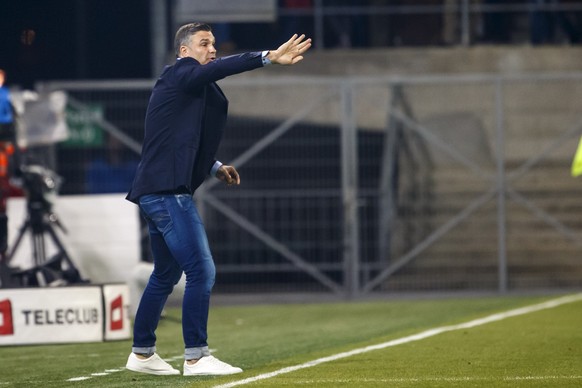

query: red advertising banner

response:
[0,299,14,335]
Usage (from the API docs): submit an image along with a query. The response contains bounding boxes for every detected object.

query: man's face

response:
[180,30,217,65]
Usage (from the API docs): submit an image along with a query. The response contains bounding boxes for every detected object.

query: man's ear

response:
[179,45,188,57]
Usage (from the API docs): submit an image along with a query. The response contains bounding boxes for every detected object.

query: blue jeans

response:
[132,193,216,360]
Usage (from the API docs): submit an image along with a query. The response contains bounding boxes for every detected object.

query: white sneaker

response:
[183,355,243,376]
[126,353,180,375]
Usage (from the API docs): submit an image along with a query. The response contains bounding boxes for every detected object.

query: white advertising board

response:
[102,284,131,341]
[0,284,131,346]
[0,287,103,345]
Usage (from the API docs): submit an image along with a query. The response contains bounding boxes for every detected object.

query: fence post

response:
[495,78,508,293]
[461,0,471,46]
[313,0,324,50]
[149,0,169,77]
[341,81,360,297]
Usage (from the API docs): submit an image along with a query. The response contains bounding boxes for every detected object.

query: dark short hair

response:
[174,23,212,57]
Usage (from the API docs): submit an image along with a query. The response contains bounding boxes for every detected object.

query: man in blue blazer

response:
[126,23,311,376]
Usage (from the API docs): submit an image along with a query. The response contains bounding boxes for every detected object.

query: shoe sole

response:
[183,370,243,376]
[184,372,242,376]
[126,365,181,376]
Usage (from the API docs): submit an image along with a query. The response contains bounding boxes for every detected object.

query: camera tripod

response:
[5,191,86,287]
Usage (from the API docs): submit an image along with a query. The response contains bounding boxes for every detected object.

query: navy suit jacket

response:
[127,52,264,203]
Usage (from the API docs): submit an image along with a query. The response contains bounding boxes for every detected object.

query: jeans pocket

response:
[139,194,164,206]
[175,194,193,212]
[139,195,172,232]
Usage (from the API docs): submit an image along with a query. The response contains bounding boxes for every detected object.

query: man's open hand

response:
[267,34,312,65]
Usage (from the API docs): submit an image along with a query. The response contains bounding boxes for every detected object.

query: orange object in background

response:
[0,142,13,177]
[0,142,23,213]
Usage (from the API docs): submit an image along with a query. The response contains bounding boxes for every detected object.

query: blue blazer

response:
[127,52,264,203]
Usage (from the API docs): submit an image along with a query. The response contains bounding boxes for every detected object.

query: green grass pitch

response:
[0,293,580,387]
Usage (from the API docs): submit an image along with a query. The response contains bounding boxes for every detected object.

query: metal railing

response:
[39,72,582,295]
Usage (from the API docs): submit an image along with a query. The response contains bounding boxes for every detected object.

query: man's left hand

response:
[216,165,240,185]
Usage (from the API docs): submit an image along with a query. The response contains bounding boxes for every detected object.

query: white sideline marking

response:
[67,377,92,381]
[213,293,582,388]
[66,367,125,382]
[290,375,582,384]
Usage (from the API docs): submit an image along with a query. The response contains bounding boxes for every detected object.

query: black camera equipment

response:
[4,164,86,287]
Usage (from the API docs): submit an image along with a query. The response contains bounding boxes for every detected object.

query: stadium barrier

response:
[29,73,582,295]
[0,283,130,346]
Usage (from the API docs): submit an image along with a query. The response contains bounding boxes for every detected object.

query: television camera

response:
[0,89,86,288]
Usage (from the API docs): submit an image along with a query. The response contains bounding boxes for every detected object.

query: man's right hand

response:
[267,34,312,65]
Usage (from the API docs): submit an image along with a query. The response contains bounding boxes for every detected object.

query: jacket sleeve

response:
[175,52,264,91]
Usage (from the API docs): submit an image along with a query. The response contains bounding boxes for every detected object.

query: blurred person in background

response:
[125,22,311,376]
[0,69,24,289]
[530,0,581,44]
[0,69,16,262]
[442,0,484,45]
[279,0,313,43]
[0,70,13,143]
[482,0,513,43]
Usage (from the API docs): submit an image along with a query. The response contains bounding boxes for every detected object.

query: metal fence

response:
[39,72,582,295]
